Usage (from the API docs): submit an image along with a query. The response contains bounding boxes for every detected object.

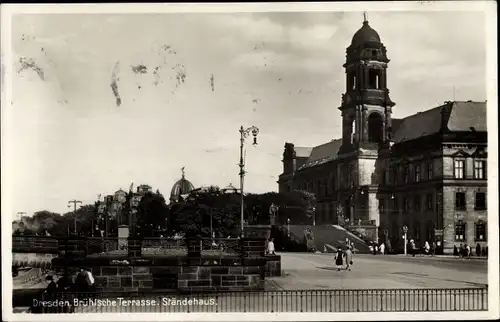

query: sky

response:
[2,5,491,216]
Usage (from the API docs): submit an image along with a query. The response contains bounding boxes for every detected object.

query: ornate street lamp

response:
[238,125,259,237]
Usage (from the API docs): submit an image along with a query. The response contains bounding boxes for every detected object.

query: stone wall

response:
[442,185,488,254]
[91,266,153,292]
[177,263,265,292]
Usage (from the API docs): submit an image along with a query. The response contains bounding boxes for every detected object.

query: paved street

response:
[270,252,488,290]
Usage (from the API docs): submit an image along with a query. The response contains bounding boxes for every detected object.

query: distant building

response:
[170,167,195,203]
[278,17,487,254]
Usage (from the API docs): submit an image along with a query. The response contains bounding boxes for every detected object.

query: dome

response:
[170,167,195,202]
[350,21,381,47]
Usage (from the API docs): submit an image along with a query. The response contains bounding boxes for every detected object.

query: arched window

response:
[368,113,384,143]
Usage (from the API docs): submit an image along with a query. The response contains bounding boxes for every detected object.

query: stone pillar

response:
[118,225,129,250]
[127,236,142,257]
[380,68,387,89]
[364,67,369,89]
[362,106,369,142]
[186,238,201,258]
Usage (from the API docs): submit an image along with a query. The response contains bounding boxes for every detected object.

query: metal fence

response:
[13,236,244,257]
[29,288,488,313]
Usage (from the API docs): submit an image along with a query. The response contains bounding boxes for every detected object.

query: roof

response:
[447,101,486,132]
[393,101,486,143]
[297,139,343,171]
[170,177,195,200]
[351,21,381,46]
[392,106,444,143]
[294,147,313,158]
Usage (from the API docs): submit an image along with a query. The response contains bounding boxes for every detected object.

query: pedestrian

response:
[379,242,385,255]
[75,267,92,297]
[466,244,471,259]
[267,238,276,255]
[373,242,378,255]
[57,271,72,293]
[335,247,344,271]
[453,245,459,257]
[45,275,57,296]
[424,241,430,256]
[410,239,416,257]
[476,243,481,257]
[344,245,353,271]
[458,244,464,259]
[431,241,436,256]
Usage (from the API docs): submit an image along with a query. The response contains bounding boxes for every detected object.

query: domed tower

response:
[339,13,395,151]
[170,167,195,203]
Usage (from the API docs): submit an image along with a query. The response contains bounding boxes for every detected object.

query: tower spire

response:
[181,166,185,179]
[363,11,368,23]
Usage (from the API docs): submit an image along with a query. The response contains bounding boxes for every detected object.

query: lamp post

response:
[16,212,26,222]
[287,218,291,237]
[239,125,259,238]
[402,225,408,256]
[312,207,316,226]
[68,200,82,235]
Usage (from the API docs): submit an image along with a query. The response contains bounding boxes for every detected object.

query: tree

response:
[170,186,240,238]
[245,191,316,226]
[136,192,169,237]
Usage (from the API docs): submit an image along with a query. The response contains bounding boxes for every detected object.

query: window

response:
[426,194,433,211]
[455,192,466,210]
[475,221,486,241]
[475,192,486,210]
[415,164,421,182]
[413,195,421,212]
[474,160,486,179]
[403,197,409,213]
[454,159,465,179]
[403,165,409,184]
[455,221,466,241]
[427,161,433,180]
[368,69,380,89]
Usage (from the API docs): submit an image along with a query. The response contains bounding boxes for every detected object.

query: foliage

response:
[245,190,316,225]
[12,206,97,236]
[136,192,170,237]
[169,186,240,238]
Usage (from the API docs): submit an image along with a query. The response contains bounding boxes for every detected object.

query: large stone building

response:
[277,17,487,254]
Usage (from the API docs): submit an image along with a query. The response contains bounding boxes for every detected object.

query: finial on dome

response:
[363,11,368,23]
[181,166,185,179]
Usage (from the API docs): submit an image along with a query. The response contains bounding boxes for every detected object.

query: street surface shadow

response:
[317,266,346,271]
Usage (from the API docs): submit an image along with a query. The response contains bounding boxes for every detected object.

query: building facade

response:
[278,17,487,254]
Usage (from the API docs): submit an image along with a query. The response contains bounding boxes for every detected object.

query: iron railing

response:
[13,236,245,257]
[27,288,488,313]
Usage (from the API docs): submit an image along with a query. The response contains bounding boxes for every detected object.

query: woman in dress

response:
[335,247,344,271]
